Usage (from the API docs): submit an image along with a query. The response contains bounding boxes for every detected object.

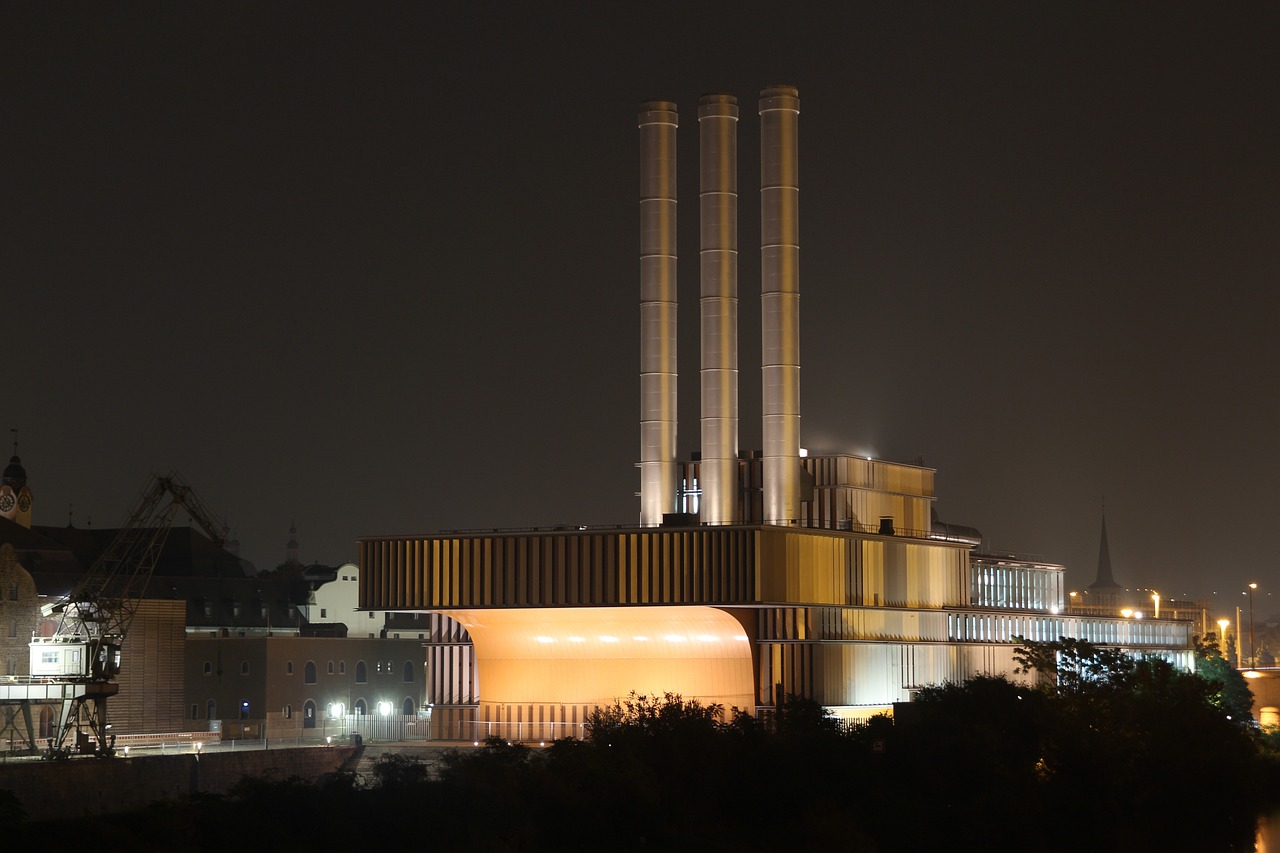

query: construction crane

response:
[27,472,228,757]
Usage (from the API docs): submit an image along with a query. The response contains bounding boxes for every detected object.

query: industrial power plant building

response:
[357,87,1192,739]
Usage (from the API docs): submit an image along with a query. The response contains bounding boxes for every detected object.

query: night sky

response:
[7,2,1278,610]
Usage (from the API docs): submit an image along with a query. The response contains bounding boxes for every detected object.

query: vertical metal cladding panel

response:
[639,533,651,603]
[394,539,405,607]
[544,537,557,605]
[639,101,680,526]
[699,93,740,525]
[565,536,577,605]
[759,86,801,525]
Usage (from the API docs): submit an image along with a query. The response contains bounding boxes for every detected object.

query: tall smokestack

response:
[638,101,679,525]
[698,93,739,525]
[759,85,801,525]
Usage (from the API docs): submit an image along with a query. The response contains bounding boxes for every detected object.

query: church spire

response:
[1089,506,1120,590]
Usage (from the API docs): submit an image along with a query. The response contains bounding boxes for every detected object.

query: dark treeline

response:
[6,637,1278,851]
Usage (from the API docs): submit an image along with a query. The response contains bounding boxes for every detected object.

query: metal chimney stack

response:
[638,101,680,525]
[698,94,739,525]
[759,86,801,525]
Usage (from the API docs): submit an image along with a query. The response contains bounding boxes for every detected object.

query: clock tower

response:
[0,438,33,528]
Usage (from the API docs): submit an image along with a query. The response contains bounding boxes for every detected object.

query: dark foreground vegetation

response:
[6,637,1278,851]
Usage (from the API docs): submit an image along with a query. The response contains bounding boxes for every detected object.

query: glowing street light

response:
[1151,591,1160,619]
[1248,583,1258,668]
[1218,618,1231,657]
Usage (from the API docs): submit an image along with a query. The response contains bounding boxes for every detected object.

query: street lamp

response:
[1249,583,1258,668]
[1218,618,1231,657]
[1151,591,1160,619]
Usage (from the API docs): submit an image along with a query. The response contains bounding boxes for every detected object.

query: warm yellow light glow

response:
[1245,670,1263,679]
[1121,609,1133,618]
[440,606,755,712]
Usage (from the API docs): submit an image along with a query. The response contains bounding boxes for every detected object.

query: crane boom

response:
[30,471,229,757]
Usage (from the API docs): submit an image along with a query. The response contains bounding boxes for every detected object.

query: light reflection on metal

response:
[639,101,680,526]
[759,86,801,525]
[699,93,739,524]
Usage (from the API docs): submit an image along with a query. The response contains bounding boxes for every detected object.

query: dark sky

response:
[6,2,1278,610]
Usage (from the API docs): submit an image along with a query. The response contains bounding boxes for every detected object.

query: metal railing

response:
[455,720,586,743]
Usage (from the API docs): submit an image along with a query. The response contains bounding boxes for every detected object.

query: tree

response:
[1194,632,1256,723]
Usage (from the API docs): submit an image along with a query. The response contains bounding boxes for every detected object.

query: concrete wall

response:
[0,745,355,822]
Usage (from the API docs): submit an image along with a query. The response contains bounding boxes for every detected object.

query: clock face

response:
[17,493,30,512]
[0,493,13,513]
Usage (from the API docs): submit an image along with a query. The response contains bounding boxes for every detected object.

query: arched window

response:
[303,700,316,729]
[403,661,415,682]
[203,661,212,676]
[304,661,317,684]
[403,697,415,716]
[327,660,334,675]
[284,704,292,719]
[355,661,367,684]
[354,698,367,715]
[339,660,346,675]
[240,661,249,675]
[286,661,294,676]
